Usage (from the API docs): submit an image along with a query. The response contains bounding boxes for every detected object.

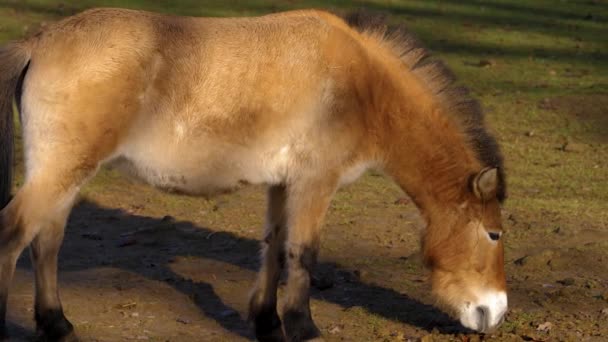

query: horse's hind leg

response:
[29,191,78,341]
[0,176,83,341]
[0,118,105,340]
[249,185,288,342]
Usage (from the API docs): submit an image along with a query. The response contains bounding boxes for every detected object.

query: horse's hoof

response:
[255,313,287,342]
[282,310,321,342]
[256,329,287,342]
[35,308,75,342]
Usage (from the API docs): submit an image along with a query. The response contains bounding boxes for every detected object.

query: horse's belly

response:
[110,139,292,196]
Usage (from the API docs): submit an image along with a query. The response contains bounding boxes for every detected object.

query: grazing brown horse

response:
[0,8,508,341]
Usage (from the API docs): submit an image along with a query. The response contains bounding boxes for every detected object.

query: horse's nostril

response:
[476,306,489,332]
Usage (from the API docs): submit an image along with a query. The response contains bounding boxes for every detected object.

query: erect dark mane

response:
[344,10,506,201]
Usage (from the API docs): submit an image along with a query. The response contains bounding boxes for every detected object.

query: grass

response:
[1,0,607,340]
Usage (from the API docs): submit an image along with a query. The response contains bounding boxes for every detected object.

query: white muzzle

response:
[459,291,508,333]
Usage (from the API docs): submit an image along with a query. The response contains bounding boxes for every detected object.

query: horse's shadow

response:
[16,199,461,340]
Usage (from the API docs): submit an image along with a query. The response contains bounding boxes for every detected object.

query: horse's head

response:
[422,167,507,333]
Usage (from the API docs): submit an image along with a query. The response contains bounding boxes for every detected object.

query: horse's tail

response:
[0,40,32,208]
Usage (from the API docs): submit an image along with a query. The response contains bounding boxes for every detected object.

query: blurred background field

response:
[1,1,607,341]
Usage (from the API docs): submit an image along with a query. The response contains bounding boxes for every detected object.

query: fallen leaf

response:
[537,321,553,332]
[328,326,342,334]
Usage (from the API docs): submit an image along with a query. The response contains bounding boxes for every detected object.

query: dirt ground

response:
[4,163,608,342]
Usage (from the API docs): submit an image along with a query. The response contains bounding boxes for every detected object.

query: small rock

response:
[557,278,576,286]
[131,312,139,318]
[525,130,535,137]
[561,141,586,153]
[478,59,495,67]
[537,321,553,332]
[161,215,174,223]
[219,309,238,318]
[394,198,410,205]
[117,237,137,247]
[352,269,369,281]
[82,232,103,241]
[176,318,191,324]
[514,256,527,266]
[601,308,608,316]
[514,249,555,268]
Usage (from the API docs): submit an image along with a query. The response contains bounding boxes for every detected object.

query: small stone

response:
[219,309,238,318]
[514,256,528,266]
[353,269,369,280]
[394,198,410,205]
[478,59,495,67]
[562,142,586,153]
[161,215,174,223]
[525,130,535,137]
[176,318,191,324]
[557,278,575,286]
[82,232,103,241]
[117,237,137,247]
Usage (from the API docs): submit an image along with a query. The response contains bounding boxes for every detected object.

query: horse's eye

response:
[488,231,501,241]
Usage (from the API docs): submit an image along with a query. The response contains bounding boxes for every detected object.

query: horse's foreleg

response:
[282,177,336,342]
[249,185,288,342]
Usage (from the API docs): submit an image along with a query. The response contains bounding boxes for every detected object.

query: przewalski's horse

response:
[0,8,507,342]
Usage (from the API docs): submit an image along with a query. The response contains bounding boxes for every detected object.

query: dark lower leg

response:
[249,186,287,342]
[30,219,74,341]
[282,245,320,341]
[249,231,285,342]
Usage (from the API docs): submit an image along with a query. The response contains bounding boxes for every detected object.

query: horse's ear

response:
[471,167,498,200]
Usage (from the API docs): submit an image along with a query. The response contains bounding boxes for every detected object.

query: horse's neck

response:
[379,85,481,210]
